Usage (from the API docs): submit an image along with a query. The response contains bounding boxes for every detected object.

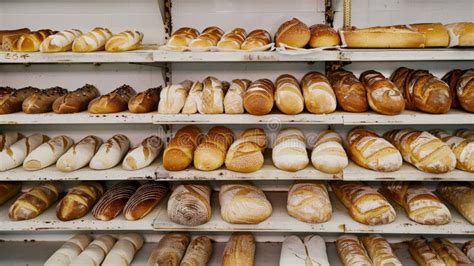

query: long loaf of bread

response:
[72,27,113,52]
[0,132,24,152]
[311,130,348,174]
[128,87,161,113]
[217,28,247,50]
[182,81,203,114]
[336,235,372,266]
[40,29,82,52]
[274,74,304,115]
[224,79,251,114]
[0,182,21,205]
[241,29,271,51]
[88,85,136,114]
[56,181,105,221]
[189,26,224,49]
[360,70,405,115]
[44,234,92,266]
[12,30,54,52]
[437,182,474,224]
[444,69,474,112]
[102,233,144,266]
[0,134,49,171]
[430,238,471,265]
[147,233,190,266]
[53,84,100,114]
[0,86,39,114]
[200,76,227,114]
[301,72,337,114]
[9,181,62,220]
[158,80,193,114]
[408,237,445,266]
[92,181,139,221]
[122,135,163,170]
[243,79,275,115]
[70,235,116,266]
[222,232,256,266]
[123,182,169,221]
[56,135,102,172]
[327,69,369,113]
[89,134,130,170]
[22,87,68,113]
[105,30,144,52]
[163,126,202,171]
[194,126,234,171]
[23,135,74,170]
[287,182,332,223]
[181,236,213,266]
[361,234,402,266]
[165,27,199,49]
[167,184,212,226]
[430,129,474,172]
[225,128,266,173]
[463,240,474,262]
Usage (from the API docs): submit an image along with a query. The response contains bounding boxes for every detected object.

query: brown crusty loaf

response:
[163,126,202,171]
[309,24,341,48]
[22,87,68,113]
[241,29,272,51]
[456,129,474,141]
[275,18,310,48]
[430,238,472,265]
[0,28,30,44]
[360,70,405,115]
[53,84,100,113]
[181,236,213,266]
[243,79,275,115]
[88,84,136,114]
[442,69,463,108]
[274,74,304,115]
[225,128,266,173]
[147,233,190,266]
[437,182,474,224]
[336,235,372,266]
[56,181,104,221]
[327,69,368,112]
[0,86,39,114]
[410,23,449,47]
[361,234,402,266]
[92,181,139,221]
[301,71,337,114]
[105,30,144,52]
[0,182,21,206]
[194,126,234,171]
[11,29,55,52]
[166,27,200,48]
[445,22,474,47]
[123,182,169,221]
[128,86,161,113]
[217,28,247,50]
[222,232,256,266]
[431,129,474,172]
[340,25,425,48]
[443,69,474,112]
[189,26,224,49]
[167,183,212,226]
[409,237,445,266]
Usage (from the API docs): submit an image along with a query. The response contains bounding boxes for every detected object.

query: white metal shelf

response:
[0,111,154,124]
[343,110,474,125]
[340,48,474,61]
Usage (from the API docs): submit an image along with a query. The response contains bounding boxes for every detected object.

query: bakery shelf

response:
[339,48,474,61]
[342,110,474,125]
[0,111,154,124]
[153,192,473,235]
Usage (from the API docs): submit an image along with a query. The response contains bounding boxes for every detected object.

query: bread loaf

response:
[166,27,200,48]
[22,87,68,113]
[56,135,102,172]
[274,74,304,114]
[23,135,74,170]
[309,24,341,48]
[0,182,21,205]
[410,23,449,47]
[431,129,474,172]
[272,128,309,172]
[53,84,100,113]
[445,22,474,47]
[408,237,445,266]
[441,69,463,108]
[327,69,368,112]
[360,70,405,115]
[40,29,82,53]
[275,18,310,48]
[218,28,247,50]
[0,86,39,114]
[456,129,474,141]
[287,182,332,223]
[0,28,30,45]
[102,233,144,266]
[224,79,251,114]
[70,235,116,266]
[0,132,24,152]
[92,181,139,221]
[12,29,55,52]
[222,232,256,266]
[182,81,203,114]
[430,238,471,265]
[163,126,201,171]
[9,181,62,220]
[243,79,275,115]
[128,87,161,113]
[331,181,396,225]
[301,72,337,114]
[167,184,212,226]
[147,233,190,266]
[158,80,193,114]
[384,129,456,173]
[280,235,329,266]
[241,29,271,51]
[88,84,136,114]
[56,181,105,221]
[447,69,474,112]
[463,240,474,262]
[89,134,130,170]
[2,33,26,51]
[122,135,163,170]
[340,25,424,48]
[0,134,49,171]
[72,27,113,52]
[437,182,474,224]
[189,26,224,49]
[311,130,348,174]
[225,128,266,173]
[44,234,92,266]
[181,236,213,266]
[123,182,169,220]
[200,76,227,114]
[194,126,234,171]
[336,235,372,266]
[346,128,402,172]
[380,181,451,225]
[105,30,144,52]
[361,234,402,266]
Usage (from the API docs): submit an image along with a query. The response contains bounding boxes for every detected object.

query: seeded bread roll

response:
[275,18,310,48]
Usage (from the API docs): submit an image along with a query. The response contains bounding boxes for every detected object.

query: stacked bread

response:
[102,233,144,266]
[44,234,92,266]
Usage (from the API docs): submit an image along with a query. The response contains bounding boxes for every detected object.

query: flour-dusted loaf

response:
[336,235,372,266]
[408,237,445,266]
[158,80,193,114]
[22,86,68,113]
[70,235,116,266]
[301,71,337,114]
[9,181,62,220]
[380,181,451,225]
[0,86,39,114]
[224,79,251,114]
[105,30,144,52]
[272,128,309,172]
[430,238,471,265]
[360,70,405,115]
[287,182,332,223]
[72,27,113,52]
[123,182,169,221]
[311,130,348,174]
[241,29,272,51]
[163,125,202,171]
[92,181,139,221]
[122,135,163,170]
[189,26,224,49]
[309,24,341,48]
[431,129,474,172]
[167,184,212,226]
[445,22,474,47]
[23,135,74,170]
[243,79,275,115]
[0,132,23,152]
[280,235,330,266]
[44,234,92,266]
[102,233,144,266]
[340,25,425,48]
[56,135,102,172]
[346,127,403,172]
[0,182,21,205]
[437,182,474,224]
[217,28,247,50]
[128,86,161,113]
[56,181,105,221]
[147,233,190,266]
[361,234,402,266]
[331,181,396,225]
[274,74,304,115]
[40,29,82,52]
[463,240,474,262]
[181,236,213,266]
[12,29,55,52]
[182,81,203,114]
[222,232,256,266]
[88,84,136,114]
[53,84,100,113]
[194,126,234,171]
[165,27,200,49]
[0,134,49,171]
[200,76,228,114]
[89,134,130,170]
[275,18,310,48]
[327,69,368,112]
[225,128,266,173]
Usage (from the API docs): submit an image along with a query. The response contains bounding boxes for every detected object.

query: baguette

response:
[102,233,144,266]
[89,134,130,170]
[105,30,144,52]
[166,27,200,48]
[274,74,304,114]
[336,235,372,266]
[70,235,116,266]
[158,80,193,114]
[163,125,201,171]
[301,72,337,114]
[194,126,234,171]
[123,182,169,221]
[92,181,139,221]
[287,182,332,223]
[12,29,55,52]
[431,129,474,172]
[181,236,213,266]
[0,134,49,171]
[0,86,39,114]
[56,135,102,172]
[167,184,212,226]
[88,84,136,114]
[410,23,449,47]
[22,87,68,113]
[445,22,474,47]
[56,181,105,221]
[23,135,74,170]
[437,182,474,224]
[361,234,402,266]
[243,79,275,115]
[9,181,62,220]
[360,70,405,115]
[72,27,113,52]
[272,128,309,172]
[311,130,348,174]
[309,24,341,48]
[280,235,330,266]
[53,84,100,113]
[0,132,24,152]
[223,79,251,114]
[40,29,82,53]
[147,233,190,266]
[327,69,368,112]
[408,237,445,266]
[340,25,424,48]
[275,18,310,48]
[44,234,92,266]
[430,238,471,265]
[122,135,163,170]
[225,128,266,173]
[217,28,247,50]
[222,232,256,266]
[0,182,21,206]
[241,29,271,51]
[128,86,161,113]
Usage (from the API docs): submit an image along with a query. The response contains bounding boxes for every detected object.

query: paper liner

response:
[275,43,340,55]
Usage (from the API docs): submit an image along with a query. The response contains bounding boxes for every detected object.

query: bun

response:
[123,182,169,220]
[167,184,212,226]
[280,235,330,266]
[336,235,372,266]
[445,22,474,47]
[272,128,309,172]
[53,84,100,114]
[147,233,190,266]
[275,74,304,114]
[224,79,251,114]
[9,181,61,220]
[89,134,130,170]
[243,79,275,115]
[287,182,332,223]
[275,18,310,48]
[201,76,227,114]
[408,237,444,266]
[437,182,474,224]
[361,234,402,266]
[194,126,234,171]
[225,128,266,173]
[0,86,39,114]
[105,30,143,52]
[23,135,74,170]
[56,135,102,172]
[128,87,160,113]
[217,28,247,50]
[56,182,104,221]
[102,233,144,266]
[309,24,341,47]
[0,182,21,205]
[0,134,49,171]
[72,27,113,52]
[92,181,139,221]
[189,26,224,49]
[241,29,271,50]
[430,238,471,265]
[70,235,116,266]
[0,132,24,152]
[181,236,213,266]
[311,130,348,174]
[122,135,163,170]
[222,232,256,266]
[88,84,136,114]
[360,70,405,115]
[22,87,68,113]
[166,27,200,48]
[410,23,449,47]
[327,69,368,112]
[12,29,55,52]
[40,29,82,52]
[44,234,92,266]
[163,126,202,171]
[431,129,474,172]
[158,80,193,114]
[301,72,337,114]
[340,25,424,48]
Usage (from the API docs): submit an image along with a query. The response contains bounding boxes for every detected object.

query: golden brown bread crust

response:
[167,183,212,226]
[194,126,234,171]
[22,87,68,114]
[360,70,405,115]
[454,69,474,112]
[327,69,368,112]
[0,182,21,206]
[92,181,139,221]
[442,69,463,108]
[218,28,247,50]
[128,86,160,113]
[274,74,304,115]
[336,235,373,266]
[0,86,40,114]
[53,84,99,113]
[410,23,449,47]
[437,182,474,224]
[225,128,266,173]
[147,233,190,266]
[275,18,310,48]
[88,84,136,114]
[445,22,474,47]
[409,237,445,266]
[123,182,169,221]
[72,27,112,52]
[56,181,104,221]
[105,30,144,52]
[361,234,402,266]
[0,28,30,44]
[241,29,271,50]
[309,24,341,48]
[181,236,213,266]
[12,29,55,52]
[243,79,275,115]
[222,232,256,266]
[341,25,425,48]
[189,26,224,48]
[163,125,202,171]
[430,238,471,265]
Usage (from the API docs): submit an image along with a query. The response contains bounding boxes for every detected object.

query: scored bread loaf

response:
[12,29,55,52]
[102,233,144,266]
[72,27,113,52]
[0,182,21,205]
[147,233,190,266]
[272,128,309,172]
[280,235,330,266]
[274,74,304,114]
[122,135,163,170]
[22,87,68,113]
[463,240,474,262]
[445,22,474,47]
[430,238,471,265]
[408,237,445,266]
[243,79,275,115]
[123,182,169,221]
[327,69,368,112]
[431,129,474,172]
[361,234,402,266]
[443,69,474,112]
[44,234,92,266]
[225,128,266,173]
[360,70,405,115]
[40,29,82,53]
[0,132,24,152]
[410,23,449,47]
[340,25,425,48]
[0,28,30,45]
[336,235,372,266]
[189,26,224,49]
[287,182,332,223]
[222,232,256,266]
[0,134,49,171]
[384,129,456,173]
[56,181,105,221]
[311,130,348,174]
[9,181,62,220]
[275,18,310,48]
[301,72,337,114]
[89,134,130,170]
[456,129,474,141]
[217,28,247,50]
[165,27,200,48]
[92,181,139,221]
[241,29,271,51]
[380,181,451,225]
[105,30,144,52]
[167,184,212,226]
[158,80,193,114]
[88,84,136,114]
[437,182,474,224]
[180,236,213,266]
[346,127,403,172]
[223,79,251,114]
[56,135,102,172]
[0,86,39,114]
[182,81,203,114]
[331,181,396,225]
[128,86,161,113]
[163,126,202,171]
[194,126,234,171]
[442,69,463,108]
[53,84,99,113]
[309,24,341,48]
[23,135,74,170]
[70,235,116,266]
[200,76,227,114]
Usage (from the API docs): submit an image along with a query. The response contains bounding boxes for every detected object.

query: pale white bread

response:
[182,81,203,114]
[280,235,329,266]
[40,29,82,52]
[336,235,372,266]
[224,79,251,114]
[44,234,92,266]
[430,238,471,265]
[409,23,449,47]
[89,134,130,170]
[311,130,348,174]
[463,240,474,262]
[105,30,144,52]
[158,80,193,114]
[275,74,304,115]
[304,235,330,266]
[408,237,445,266]
[0,134,49,171]
[147,233,190,266]
[301,72,337,114]
[23,135,74,171]
[70,235,116,266]
[102,234,143,266]
[431,129,474,172]
[167,184,212,226]
[456,129,474,141]
[437,182,474,224]
[445,22,474,47]
[219,183,272,224]
[222,232,256,266]
[0,132,23,152]
[180,236,213,266]
[287,182,332,224]
[122,135,163,170]
[200,76,227,114]
[340,25,425,48]
[56,135,102,172]
[272,128,309,172]
[361,234,402,266]
[72,27,113,52]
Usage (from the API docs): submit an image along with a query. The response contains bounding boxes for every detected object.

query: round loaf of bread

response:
[275,18,310,48]
[309,24,341,48]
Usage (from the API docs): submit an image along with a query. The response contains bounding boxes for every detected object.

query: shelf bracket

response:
[343,0,352,28]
